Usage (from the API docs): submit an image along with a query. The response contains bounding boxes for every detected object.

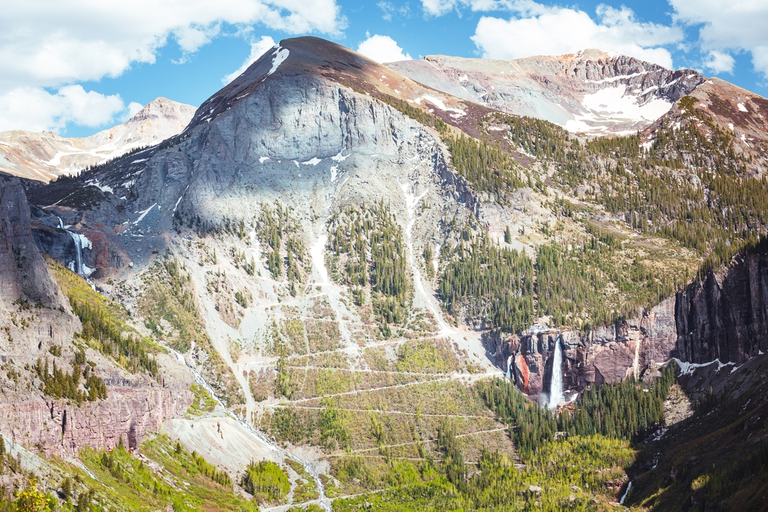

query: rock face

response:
[0,98,196,182]
[0,174,193,458]
[486,297,677,395]
[0,176,66,307]
[388,50,704,136]
[676,246,768,364]
[490,243,768,397]
[0,388,191,457]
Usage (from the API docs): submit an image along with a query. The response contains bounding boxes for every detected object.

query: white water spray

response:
[58,217,93,276]
[548,337,563,410]
[506,355,513,380]
[619,481,632,505]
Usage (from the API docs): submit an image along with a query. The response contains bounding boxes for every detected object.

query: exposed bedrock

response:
[489,245,768,395]
[0,387,192,458]
[485,297,677,395]
[676,249,768,364]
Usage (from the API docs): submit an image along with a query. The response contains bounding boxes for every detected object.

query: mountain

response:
[387,50,704,136]
[0,97,196,182]
[0,36,767,510]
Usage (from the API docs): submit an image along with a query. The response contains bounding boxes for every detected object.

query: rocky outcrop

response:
[676,246,768,364]
[0,176,65,306]
[486,297,677,395]
[0,387,192,457]
[491,242,768,396]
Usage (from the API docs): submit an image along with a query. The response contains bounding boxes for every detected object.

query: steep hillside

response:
[1,35,767,510]
[0,98,196,182]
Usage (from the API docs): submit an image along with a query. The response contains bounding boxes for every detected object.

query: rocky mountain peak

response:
[0,97,195,182]
[125,97,196,125]
[391,50,704,136]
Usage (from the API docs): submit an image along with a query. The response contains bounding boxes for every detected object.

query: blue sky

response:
[1,0,766,137]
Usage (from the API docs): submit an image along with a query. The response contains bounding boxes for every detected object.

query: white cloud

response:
[357,35,412,64]
[0,85,125,133]
[703,50,735,74]
[421,0,551,17]
[223,36,276,84]
[670,0,768,77]
[422,0,462,16]
[123,102,145,122]
[378,1,411,21]
[471,4,682,69]
[0,0,346,132]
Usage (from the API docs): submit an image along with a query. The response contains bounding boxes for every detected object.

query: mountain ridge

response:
[0,97,196,183]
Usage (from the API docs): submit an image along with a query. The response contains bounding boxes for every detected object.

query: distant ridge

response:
[0,97,196,182]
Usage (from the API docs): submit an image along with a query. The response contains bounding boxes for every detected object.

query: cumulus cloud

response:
[122,101,145,122]
[0,85,125,133]
[222,36,277,84]
[0,0,346,132]
[357,35,412,64]
[703,50,735,74]
[471,4,682,68]
[670,0,768,78]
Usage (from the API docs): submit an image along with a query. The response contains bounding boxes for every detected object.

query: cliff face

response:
[0,387,191,457]
[0,175,193,458]
[490,243,768,397]
[0,176,65,307]
[486,297,677,396]
[676,249,768,364]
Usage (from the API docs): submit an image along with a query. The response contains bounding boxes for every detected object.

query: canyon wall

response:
[0,387,192,457]
[489,243,768,396]
[676,247,768,364]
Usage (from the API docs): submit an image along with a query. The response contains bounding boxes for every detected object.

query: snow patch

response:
[414,94,465,116]
[301,157,321,166]
[86,179,113,194]
[134,203,156,224]
[728,123,734,131]
[331,150,350,162]
[310,235,329,285]
[564,85,672,133]
[738,103,748,112]
[267,46,289,78]
[330,165,339,183]
[259,156,270,163]
[674,358,734,376]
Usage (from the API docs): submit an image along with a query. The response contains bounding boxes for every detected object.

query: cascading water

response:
[548,336,563,410]
[506,355,513,380]
[58,217,93,276]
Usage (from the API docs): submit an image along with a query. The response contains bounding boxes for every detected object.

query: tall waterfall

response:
[548,337,563,410]
[506,355,513,380]
[58,217,93,276]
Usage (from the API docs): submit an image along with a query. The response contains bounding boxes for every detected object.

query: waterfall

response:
[58,217,93,276]
[619,481,632,504]
[506,355,513,380]
[548,337,563,410]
